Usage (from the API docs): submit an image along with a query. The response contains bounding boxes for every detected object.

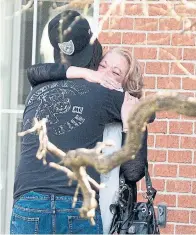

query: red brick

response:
[122,33,146,45]
[143,76,155,89]
[168,150,192,163]
[176,225,196,234]
[139,61,145,73]
[137,192,146,202]
[110,17,133,30]
[191,211,196,224]
[99,3,109,15]
[194,152,196,164]
[159,18,183,30]
[182,77,196,90]
[168,209,189,223]
[125,4,143,16]
[134,18,158,31]
[175,4,196,16]
[170,62,194,75]
[146,62,169,75]
[154,164,177,177]
[179,165,196,178]
[148,134,155,146]
[134,48,157,60]
[148,149,167,162]
[148,121,167,134]
[181,113,196,121]
[156,111,180,119]
[178,195,196,208]
[169,121,193,134]
[147,33,170,45]
[193,181,196,194]
[156,135,179,148]
[99,18,109,30]
[98,32,121,44]
[172,33,195,46]
[110,3,125,16]
[159,47,182,60]
[141,178,165,191]
[166,180,191,193]
[148,163,154,176]
[148,4,168,16]
[160,224,174,234]
[154,194,176,207]
[184,48,196,60]
[181,136,196,149]
[157,77,181,89]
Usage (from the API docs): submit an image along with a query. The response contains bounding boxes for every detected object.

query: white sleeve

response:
[99,123,122,234]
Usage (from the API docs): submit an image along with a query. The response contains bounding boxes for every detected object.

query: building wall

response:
[98,1,196,234]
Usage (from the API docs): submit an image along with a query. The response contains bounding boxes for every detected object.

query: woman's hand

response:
[121,92,139,132]
[84,71,122,90]
[100,76,122,90]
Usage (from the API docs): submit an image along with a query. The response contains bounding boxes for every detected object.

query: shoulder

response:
[106,89,125,106]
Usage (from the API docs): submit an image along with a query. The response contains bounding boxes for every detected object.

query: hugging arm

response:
[27,63,99,87]
[27,63,69,87]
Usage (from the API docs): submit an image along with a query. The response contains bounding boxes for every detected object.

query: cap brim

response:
[54,42,94,67]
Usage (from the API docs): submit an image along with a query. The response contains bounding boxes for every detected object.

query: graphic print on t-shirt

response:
[27,81,89,135]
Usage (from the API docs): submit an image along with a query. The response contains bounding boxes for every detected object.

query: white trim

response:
[1,109,24,114]
[31,0,38,65]
[4,0,22,232]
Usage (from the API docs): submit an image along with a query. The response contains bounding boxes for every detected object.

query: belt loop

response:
[51,194,56,234]
[51,194,55,214]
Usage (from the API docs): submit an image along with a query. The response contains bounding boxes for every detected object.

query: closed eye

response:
[113,71,120,76]
[99,64,106,68]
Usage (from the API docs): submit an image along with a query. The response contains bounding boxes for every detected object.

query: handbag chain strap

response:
[144,162,157,202]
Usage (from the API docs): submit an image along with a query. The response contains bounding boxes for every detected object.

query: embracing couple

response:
[11,10,154,234]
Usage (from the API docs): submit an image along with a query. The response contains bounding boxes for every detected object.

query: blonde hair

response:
[105,48,144,99]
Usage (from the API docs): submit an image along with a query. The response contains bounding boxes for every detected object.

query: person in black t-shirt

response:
[10,10,127,235]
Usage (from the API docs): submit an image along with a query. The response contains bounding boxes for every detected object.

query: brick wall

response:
[98,1,196,234]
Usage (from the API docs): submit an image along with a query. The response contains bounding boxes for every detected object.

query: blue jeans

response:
[10,191,103,234]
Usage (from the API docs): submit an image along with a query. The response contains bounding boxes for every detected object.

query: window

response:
[0,0,99,233]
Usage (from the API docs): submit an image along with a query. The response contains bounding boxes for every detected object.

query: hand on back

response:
[121,92,139,132]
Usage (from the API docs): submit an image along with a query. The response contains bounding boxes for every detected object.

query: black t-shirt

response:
[14,79,124,200]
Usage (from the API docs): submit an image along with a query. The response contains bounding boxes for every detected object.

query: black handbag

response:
[109,163,160,234]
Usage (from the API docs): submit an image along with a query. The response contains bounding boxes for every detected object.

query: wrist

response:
[66,66,74,79]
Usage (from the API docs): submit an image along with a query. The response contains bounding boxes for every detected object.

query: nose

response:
[102,67,112,75]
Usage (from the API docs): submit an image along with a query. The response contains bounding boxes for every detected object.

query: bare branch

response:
[19,92,196,221]
[160,48,196,80]
[22,0,34,11]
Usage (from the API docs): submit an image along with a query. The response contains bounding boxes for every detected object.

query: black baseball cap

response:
[48,10,98,66]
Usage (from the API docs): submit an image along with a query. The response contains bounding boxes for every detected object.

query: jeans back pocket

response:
[68,214,102,234]
[10,213,39,234]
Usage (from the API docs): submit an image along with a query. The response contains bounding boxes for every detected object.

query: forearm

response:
[66,66,91,80]
[27,63,69,87]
